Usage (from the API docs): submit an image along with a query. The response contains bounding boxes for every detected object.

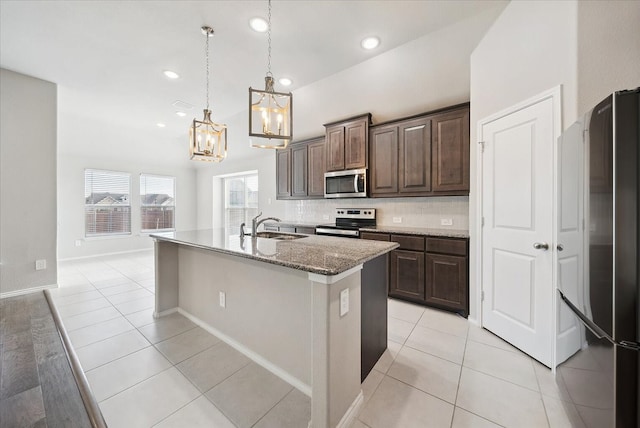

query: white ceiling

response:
[1,0,507,166]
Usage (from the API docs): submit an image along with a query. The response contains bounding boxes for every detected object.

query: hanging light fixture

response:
[190,26,227,162]
[249,0,293,149]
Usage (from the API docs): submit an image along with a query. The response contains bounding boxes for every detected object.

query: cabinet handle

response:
[533,242,549,250]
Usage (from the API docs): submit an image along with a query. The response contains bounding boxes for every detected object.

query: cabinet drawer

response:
[360,232,390,241]
[391,234,425,251]
[279,226,296,233]
[426,238,467,256]
[264,225,279,232]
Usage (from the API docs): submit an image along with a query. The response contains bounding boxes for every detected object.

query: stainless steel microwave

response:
[324,168,367,198]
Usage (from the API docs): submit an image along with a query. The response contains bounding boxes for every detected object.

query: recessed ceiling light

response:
[361,36,380,50]
[249,17,268,32]
[163,70,180,79]
[279,77,292,87]
[175,111,187,117]
[157,123,166,128]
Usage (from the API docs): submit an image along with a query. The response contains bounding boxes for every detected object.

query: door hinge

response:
[478,141,485,153]
[481,217,485,227]
[481,291,485,302]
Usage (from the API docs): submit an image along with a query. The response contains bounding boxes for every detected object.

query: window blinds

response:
[84,169,131,236]
[224,174,259,232]
[140,174,176,232]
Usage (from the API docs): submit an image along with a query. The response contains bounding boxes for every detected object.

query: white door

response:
[480,95,556,367]
[555,120,585,364]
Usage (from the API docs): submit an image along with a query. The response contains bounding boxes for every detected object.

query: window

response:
[224,173,259,233]
[140,174,176,232]
[85,169,131,237]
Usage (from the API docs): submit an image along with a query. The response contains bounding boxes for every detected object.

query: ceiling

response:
[1,0,507,166]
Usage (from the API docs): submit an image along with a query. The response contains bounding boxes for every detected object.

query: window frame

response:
[223,172,259,235]
[140,173,176,233]
[84,168,132,238]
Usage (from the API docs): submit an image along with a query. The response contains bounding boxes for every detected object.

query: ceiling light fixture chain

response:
[203,26,214,110]
[267,0,272,77]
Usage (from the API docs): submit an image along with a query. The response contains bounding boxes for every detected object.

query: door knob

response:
[533,242,549,250]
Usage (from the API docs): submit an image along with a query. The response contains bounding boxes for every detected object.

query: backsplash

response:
[284,196,469,230]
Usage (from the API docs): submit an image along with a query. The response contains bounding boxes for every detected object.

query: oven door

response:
[315,226,360,238]
[324,169,367,198]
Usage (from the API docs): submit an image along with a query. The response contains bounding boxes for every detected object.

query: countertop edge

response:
[151,234,398,276]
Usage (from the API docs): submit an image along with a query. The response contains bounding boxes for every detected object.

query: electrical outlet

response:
[322,214,330,220]
[75,240,82,247]
[440,218,453,226]
[340,288,349,317]
[35,259,46,270]
[392,217,402,224]
[219,291,226,308]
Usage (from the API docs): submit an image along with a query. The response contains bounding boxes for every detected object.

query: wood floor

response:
[0,291,91,428]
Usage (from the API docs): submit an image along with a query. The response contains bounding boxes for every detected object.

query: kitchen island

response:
[151,229,397,428]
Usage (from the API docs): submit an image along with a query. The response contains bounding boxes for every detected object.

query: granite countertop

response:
[151,229,398,276]
[264,220,469,239]
[359,225,469,239]
[263,220,325,229]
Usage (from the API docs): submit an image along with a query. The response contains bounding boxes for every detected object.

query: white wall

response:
[469,0,579,323]
[577,1,640,114]
[1,68,58,295]
[196,8,504,229]
[57,154,197,259]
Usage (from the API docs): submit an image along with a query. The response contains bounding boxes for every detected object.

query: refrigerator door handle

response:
[558,290,614,343]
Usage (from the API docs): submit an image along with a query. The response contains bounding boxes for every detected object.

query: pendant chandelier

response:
[190,26,227,162]
[249,0,293,149]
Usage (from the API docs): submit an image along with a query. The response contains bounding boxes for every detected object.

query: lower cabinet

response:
[361,231,469,316]
[264,224,316,235]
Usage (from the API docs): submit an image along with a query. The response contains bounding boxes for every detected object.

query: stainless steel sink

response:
[254,232,306,240]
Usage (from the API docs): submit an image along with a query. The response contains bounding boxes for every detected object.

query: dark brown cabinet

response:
[324,114,371,172]
[370,125,398,196]
[361,231,469,316]
[369,104,469,198]
[431,107,470,193]
[291,145,308,198]
[275,137,325,200]
[307,139,326,197]
[276,149,291,199]
[399,117,432,194]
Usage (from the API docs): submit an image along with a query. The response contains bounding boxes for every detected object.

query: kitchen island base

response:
[154,239,380,428]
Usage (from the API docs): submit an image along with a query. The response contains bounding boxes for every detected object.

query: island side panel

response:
[154,239,179,314]
[176,245,313,390]
[311,270,362,428]
[361,254,388,382]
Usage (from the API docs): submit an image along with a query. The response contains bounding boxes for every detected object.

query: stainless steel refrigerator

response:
[556,88,639,427]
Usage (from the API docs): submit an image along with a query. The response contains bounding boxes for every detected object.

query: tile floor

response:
[50,250,581,428]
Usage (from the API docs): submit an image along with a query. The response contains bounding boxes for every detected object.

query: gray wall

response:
[1,68,58,295]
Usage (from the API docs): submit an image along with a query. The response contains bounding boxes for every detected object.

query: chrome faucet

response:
[251,212,281,237]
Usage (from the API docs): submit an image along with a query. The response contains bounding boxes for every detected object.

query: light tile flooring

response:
[51,250,580,428]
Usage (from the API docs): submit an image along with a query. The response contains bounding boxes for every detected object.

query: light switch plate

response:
[340,288,349,317]
[440,218,453,226]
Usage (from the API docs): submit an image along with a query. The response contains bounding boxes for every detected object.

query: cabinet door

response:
[291,145,308,198]
[390,250,425,301]
[295,226,315,235]
[431,107,470,193]
[344,119,368,169]
[276,149,291,199]
[307,139,326,197]
[425,253,468,314]
[360,232,390,241]
[399,117,431,194]
[326,125,345,171]
[370,125,398,196]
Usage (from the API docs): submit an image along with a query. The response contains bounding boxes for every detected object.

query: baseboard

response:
[153,307,178,318]
[175,308,312,397]
[58,248,152,262]
[0,283,58,299]
[336,390,364,428]
[467,316,481,327]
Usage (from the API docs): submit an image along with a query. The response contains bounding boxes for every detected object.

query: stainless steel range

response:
[315,208,376,238]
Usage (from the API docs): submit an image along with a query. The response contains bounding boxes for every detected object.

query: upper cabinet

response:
[431,107,470,193]
[324,114,371,172]
[276,136,326,200]
[370,104,469,198]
